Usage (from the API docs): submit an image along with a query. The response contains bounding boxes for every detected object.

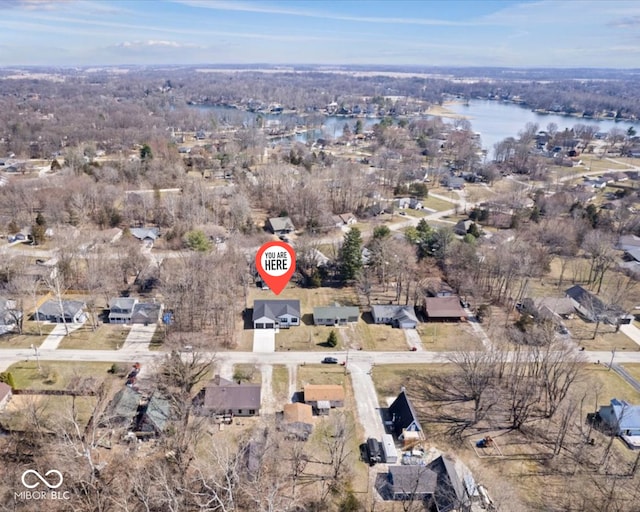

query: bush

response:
[0,371,16,389]
[327,330,338,348]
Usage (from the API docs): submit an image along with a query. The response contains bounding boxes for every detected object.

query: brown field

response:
[417,322,483,351]
[371,363,640,511]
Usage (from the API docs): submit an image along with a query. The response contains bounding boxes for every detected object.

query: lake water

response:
[195,100,639,155]
[447,100,639,154]
[193,104,379,142]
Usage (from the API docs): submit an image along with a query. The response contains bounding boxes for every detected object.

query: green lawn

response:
[148,326,168,351]
[58,324,130,350]
[298,365,349,388]
[422,195,456,212]
[0,395,97,433]
[0,321,55,348]
[417,322,483,351]
[272,365,289,403]
[232,364,261,384]
[4,361,128,390]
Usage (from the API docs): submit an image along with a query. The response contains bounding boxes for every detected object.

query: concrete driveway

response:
[121,324,157,352]
[620,323,640,348]
[39,322,85,350]
[252,329,275,352]
[349,362,385,440]
[404,329,424,351]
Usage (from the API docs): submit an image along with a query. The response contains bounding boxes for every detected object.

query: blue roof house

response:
[598,399,640,449]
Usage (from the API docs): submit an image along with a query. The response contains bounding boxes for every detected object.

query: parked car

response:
[322,357,338,364]
[366,437,382,465]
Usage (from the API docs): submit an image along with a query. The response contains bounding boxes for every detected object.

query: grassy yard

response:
[347,320,409,351]
[565,319,640,351]
[371,362,640,511]
[148,326,168,350]
[0,321,55,348]
[0,395,97,433]
[421,195,456,211]
[271,365,289,403]
[231,364,261,384]
[619,364,640,385]
[244,286,365,352]
[4,361,128,390]
[298,364,349,388]
[416,322,483,351]
[58,323,130,350]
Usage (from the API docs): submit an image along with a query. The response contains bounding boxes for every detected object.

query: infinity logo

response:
[21,470,63,489]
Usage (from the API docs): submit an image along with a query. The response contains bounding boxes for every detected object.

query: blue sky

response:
[0,0,639,67]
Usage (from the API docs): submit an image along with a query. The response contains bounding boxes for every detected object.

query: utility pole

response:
[30,344,41,372]
[609,347,616,371]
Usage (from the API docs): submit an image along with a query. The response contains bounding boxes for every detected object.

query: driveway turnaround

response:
[252,329,275,352]
[39,322,85,350]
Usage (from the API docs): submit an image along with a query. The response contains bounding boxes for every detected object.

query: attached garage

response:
[254,322,275,329]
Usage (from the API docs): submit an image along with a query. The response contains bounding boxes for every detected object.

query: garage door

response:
[255,323,264,329]
[265,323,275,329]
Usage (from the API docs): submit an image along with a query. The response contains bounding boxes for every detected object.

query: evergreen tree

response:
[327,330,338,347]
[338,228,363,282]
[31,212,47,245]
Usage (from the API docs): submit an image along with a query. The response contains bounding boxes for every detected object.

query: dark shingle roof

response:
[139,393,171,433]
[388,389,422,436]
[204,376,262,411]
[37,299,85,318]
[106,387,141,425]
[252,300,300,322]
[424,297,466,319]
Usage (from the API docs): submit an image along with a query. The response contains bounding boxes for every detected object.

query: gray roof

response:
[618,235,640,250]
[313,305,359,320]
[140,393,171,433]
[625,247,640,263]
[106,387,141,424]
[131,302,162,324]
[109,297,137,311]
[388,465,437,496]
[533,297,576,317]
[37,299,85,318]
[253,300,301,322]
[267,216,295,232]
[130,227,160,241]
[371,305,418,323]
[204,375,262,411]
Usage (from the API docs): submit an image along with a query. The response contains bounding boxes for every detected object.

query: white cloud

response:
[173,0,471,26]
[116,40,203,49]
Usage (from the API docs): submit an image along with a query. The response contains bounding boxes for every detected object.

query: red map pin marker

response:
[255,241,296,295]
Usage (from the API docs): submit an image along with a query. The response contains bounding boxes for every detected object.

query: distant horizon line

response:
[1,64,640,72]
